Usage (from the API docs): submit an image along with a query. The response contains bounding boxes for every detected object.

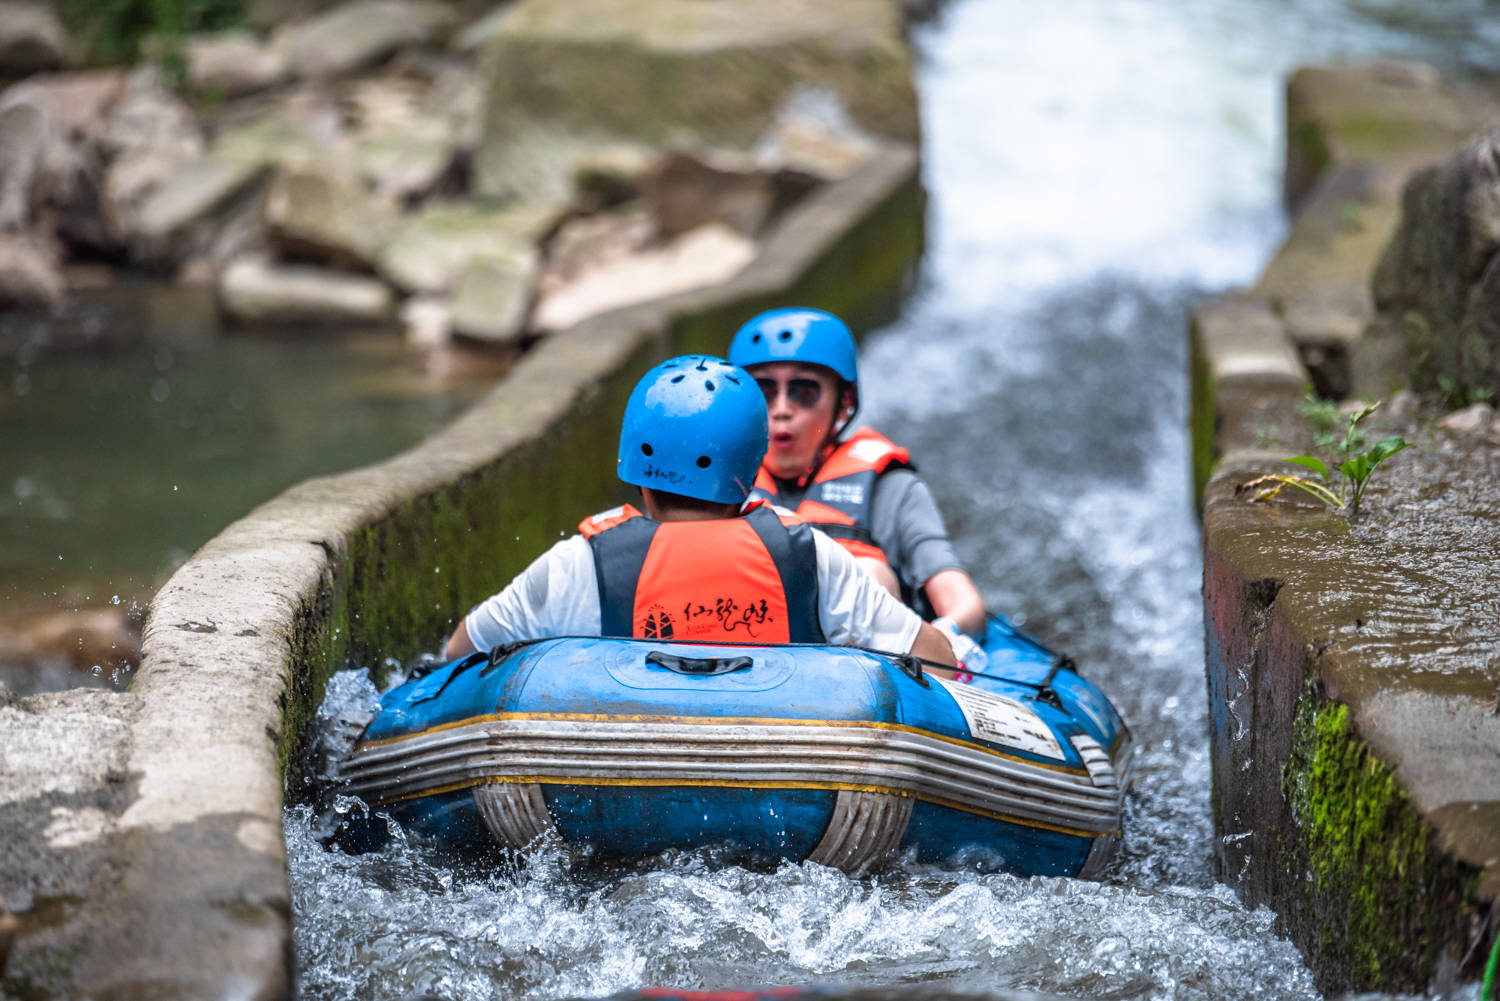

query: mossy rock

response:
[474,0,915,201]
[1371,132,1500,401]
[1283,62,1477,213]
[375,200,559,294]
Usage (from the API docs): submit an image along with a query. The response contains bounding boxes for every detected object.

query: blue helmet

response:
[727,307,859,388]
[617,355,767,504]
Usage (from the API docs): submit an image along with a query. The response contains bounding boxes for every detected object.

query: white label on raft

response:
[934,678,1064,759]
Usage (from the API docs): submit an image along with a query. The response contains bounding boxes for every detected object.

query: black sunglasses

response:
[756,377,824,409]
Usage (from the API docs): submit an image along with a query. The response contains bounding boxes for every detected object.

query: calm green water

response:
[1,284,494,616]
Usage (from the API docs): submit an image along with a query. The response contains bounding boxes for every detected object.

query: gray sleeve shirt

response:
[868,468,967,594]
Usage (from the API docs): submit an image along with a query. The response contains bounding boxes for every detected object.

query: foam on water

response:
[289,797,1324,1001]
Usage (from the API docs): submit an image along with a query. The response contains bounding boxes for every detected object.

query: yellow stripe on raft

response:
[365,774,1115,840]
[357,710,1089,775]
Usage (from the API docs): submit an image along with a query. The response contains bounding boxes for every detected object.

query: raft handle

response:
[1028,654,1074,709]
[895,653,931,689]
[645,651,754,676]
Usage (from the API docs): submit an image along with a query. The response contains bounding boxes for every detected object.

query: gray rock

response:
[0,73,127,253]
[340,72,471,201]
[0,232,64,310]
[102,71,206,226]
[218,256,394,326]
[186,31,288,96]
[0,98,50,231]
[273,0,459,80]
[1372,130,1500,401]
[376,201,558,294]
[1436,402,1495,435]
[452,5,518,53]
[474,0,916,201]
[212,99,348,172]
[264,165,395,270]
[639,150,779,238]
[449,248,538,344]
[531,221,754,332]
[130,156,271,262]
[1,69,125,139]
[753,85,880,180]
[0,3,70,79]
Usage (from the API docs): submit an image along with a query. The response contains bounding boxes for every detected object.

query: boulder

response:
[128,156,271,263]
[753,87,880,180]
[639,150,818,238]
[0,73,126,254]
[102,71,205,226]
[375,201,558,294]
[531,221,754,332]
[1436,402,1495,435]
[264,164,395,269]
[474,0,915,202]
[343,74,470,201]
[1283,62,1482,214]
[0,98,50,231]
[570,145,655,210]
[0,233,63,310]
[273,0,459,80]
[536,205,654,297]
[186,31,288,96]
[0,69,125,139]
[355,119,461,202]
[449,248,538,345]
[0,3,70,79]
[212,97,348,173]
[218,256,394,326]
[1370,131,1500,401]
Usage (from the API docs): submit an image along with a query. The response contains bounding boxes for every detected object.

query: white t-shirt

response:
[463,514,923,655]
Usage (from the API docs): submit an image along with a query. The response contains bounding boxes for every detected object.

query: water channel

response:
[284,1,1500,997]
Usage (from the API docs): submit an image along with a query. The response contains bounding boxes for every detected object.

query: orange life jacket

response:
[578,501,824,643]
[749,428,912,565]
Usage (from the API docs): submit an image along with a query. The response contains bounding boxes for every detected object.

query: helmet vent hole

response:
[778,329,793,341]
[705,379,715,391]
[641,444,653,456]
[696,456,711,468]
[670,374,684,383]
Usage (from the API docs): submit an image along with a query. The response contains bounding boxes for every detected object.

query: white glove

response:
[933,617,988,671]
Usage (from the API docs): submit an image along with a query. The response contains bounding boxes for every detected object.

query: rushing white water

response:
[288,2,1500,998]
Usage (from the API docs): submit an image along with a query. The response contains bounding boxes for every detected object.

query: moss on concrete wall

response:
[1279,686,1485,991]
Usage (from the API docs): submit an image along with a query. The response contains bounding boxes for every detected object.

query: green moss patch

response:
[1281,686,1484,991]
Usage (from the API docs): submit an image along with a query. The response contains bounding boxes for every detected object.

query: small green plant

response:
[1436,374,1495,410]
[1240,399,1410,516]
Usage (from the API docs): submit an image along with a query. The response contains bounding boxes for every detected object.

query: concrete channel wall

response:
[0,145,923,1001]
[1193,63,1500,994]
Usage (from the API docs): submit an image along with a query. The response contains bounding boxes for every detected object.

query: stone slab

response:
[218,256,395,326]
[130,156,270,254]
[273,0,459,79]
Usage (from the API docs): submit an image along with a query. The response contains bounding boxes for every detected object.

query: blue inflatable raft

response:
[335,617,1131,877]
